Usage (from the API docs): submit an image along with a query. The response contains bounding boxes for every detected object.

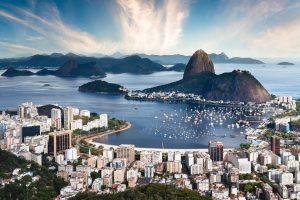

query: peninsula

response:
[142,49,272,103]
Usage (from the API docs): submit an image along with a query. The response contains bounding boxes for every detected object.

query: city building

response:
[103,148,114,162]
[21,125,40,142]
[64,107,73,130]
[144,164,155,178]
[166,161,182,174]
[65,147,78,161]
[271,136,281,155]
[114,168,126,183]
[279,172,293,185]
[116,144,135,164]
[140,150,162,165]
[48,130,72,157]
[208,141,224,162]
[51,108,62,130]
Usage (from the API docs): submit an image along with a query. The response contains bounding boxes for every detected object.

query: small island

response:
[167,63,186,72]
[78,80,127,94]
[1,67,34,77]
[277,62,294,65]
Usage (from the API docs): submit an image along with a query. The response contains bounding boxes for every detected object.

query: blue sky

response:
[0,0,300,58]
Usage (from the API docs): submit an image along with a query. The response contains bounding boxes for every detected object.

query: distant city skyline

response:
[0,0,300,58]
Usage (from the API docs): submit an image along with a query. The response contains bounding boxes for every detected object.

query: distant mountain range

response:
[136,52,264,65]
[0,52,264,69]
[1,55,166,77]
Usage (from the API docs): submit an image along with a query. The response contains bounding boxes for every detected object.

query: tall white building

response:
[64,107,73,130]
[296,170,300,184]
[185,152,194,168]
[168,151,181,162]
[51,108,62,130]
[279,172,293,185]
[99,114,108,128]
[144,164,155,178]
[103,148,114,162]
[226,152,251,174]
[71,119,82,131]
[140,150,162,165]
[190,164,203,175]
[65,147,78,161]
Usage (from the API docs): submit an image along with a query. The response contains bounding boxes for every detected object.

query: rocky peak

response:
[183,49,215,79]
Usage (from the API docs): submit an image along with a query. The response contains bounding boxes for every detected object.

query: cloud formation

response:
[0,0,300,58]
[117,0,188,54]
[0,41,38,57]
[0,0,189,56]
[196,0,300,57]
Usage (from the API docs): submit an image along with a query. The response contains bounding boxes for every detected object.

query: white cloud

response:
[195,0,300,57]
[0,40,38,57]
[116,0,189,54]
[0,0,189,56]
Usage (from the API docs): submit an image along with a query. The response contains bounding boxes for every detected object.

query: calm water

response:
[0,63,299,148]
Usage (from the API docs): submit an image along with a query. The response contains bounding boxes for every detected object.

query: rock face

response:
[183,49,215,78]
[144,49,272,103]
[145,70,272,103]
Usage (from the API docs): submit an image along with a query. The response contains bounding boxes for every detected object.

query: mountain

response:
[183,50,214,78]
[137,53,190,65]
[144,50,271,103]
[0,52,264,68]
[104,55,165,74]
[38,59,106,77]
[228,57,264,64]
[78,80,126,94]
[1,67,34,77]
[167,63,186,72]
[55,60,105,77]
[137,52,264,65]
[277,62,294,65]
[35,68,57,75]
[0,53,97,68]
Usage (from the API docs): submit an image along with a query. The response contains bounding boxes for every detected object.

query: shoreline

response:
[90,140,237,153]
[84,122,132,143]
[86,123,237,153]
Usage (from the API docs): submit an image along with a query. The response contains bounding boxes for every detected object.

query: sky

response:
[0,0,300,58]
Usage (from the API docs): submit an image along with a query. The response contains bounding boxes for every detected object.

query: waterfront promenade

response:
[74,122,132,148]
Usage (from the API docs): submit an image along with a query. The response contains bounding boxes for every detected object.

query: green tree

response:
[91,171,101,181]
[243,183,253,193]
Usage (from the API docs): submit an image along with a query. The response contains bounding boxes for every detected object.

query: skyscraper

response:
[48,130,72,157]
[271,136,281,155]
[51,108,62,130]
[64,107,73,130]
[208,141,224,162]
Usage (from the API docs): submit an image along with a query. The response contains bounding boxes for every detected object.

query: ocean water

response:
[0,63,298,148]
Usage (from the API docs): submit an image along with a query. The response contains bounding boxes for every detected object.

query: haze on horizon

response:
[0,0,299,59]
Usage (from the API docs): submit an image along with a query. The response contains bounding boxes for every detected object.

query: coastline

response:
[85,122,237,153]
[90,140,236,153]
[84,122,132,143]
